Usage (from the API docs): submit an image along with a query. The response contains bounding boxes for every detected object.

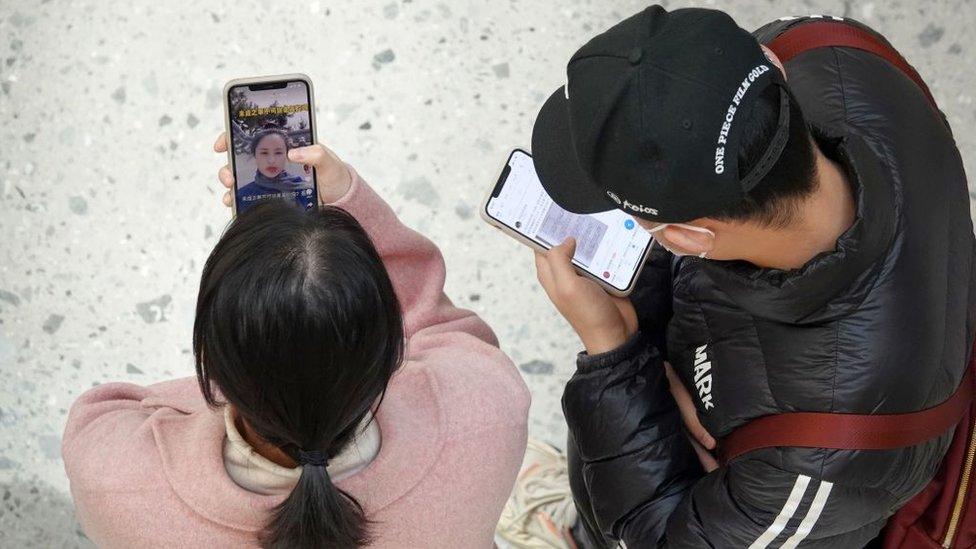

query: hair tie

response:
[297,449,329,467]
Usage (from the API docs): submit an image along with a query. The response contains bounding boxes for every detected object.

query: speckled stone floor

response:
[1,0,974,546]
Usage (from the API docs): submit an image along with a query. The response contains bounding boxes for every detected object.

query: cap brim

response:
[532,87,614,215]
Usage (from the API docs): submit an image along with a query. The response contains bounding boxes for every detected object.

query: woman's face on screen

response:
[254,133,287,179]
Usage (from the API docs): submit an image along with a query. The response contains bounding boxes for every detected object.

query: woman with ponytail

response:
[62,135,531,548]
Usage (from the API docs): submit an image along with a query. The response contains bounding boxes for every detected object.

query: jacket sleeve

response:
[329,163,526,413]
[563,334,889,548]
[329,165,498,346]
[562,332,702,546]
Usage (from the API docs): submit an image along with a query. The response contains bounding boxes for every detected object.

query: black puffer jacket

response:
[564,15,976,548]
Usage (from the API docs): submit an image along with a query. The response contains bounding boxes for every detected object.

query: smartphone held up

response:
[481,149,653,296]
[223,74,319,216]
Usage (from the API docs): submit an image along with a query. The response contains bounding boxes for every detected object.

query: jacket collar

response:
[700,129,899,324]
[150,364,445,532]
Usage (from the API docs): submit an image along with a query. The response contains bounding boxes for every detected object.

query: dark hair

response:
[250,128,290,156]
[712,85,818,228]
[193,201,404,549]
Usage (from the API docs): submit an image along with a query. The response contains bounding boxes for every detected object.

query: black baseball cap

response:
[532,5,790,223]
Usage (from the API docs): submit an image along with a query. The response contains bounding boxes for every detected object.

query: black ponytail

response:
[193,200,404,548]
[264,465,369,549]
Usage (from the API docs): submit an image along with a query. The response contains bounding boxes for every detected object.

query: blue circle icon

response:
[624,219,635,230]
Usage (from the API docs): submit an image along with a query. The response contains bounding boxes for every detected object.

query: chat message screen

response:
[228,80,316,214]
[485,150,651,291]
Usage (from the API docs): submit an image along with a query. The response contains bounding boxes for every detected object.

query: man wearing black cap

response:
[530,5,975,547]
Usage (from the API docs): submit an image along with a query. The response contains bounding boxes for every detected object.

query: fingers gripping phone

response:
[481,149,653,297]
[223,74,319,216]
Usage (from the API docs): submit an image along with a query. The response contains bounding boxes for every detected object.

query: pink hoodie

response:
[62,168,531,548]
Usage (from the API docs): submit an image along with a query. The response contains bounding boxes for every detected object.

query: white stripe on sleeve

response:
[747,475,811,549]
[780,481,834,549]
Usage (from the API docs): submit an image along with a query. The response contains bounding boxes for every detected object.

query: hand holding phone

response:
[215,135,350,209]
[534,238,639,354]
[481,149,653,296]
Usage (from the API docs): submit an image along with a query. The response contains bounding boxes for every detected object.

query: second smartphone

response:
[223,74,318,216]
[482,149,653,296]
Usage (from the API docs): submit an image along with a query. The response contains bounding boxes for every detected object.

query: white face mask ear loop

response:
[648,222,712,259]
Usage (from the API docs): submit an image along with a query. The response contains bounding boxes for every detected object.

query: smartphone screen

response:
[227,78,317,214]
[484,149,652,292]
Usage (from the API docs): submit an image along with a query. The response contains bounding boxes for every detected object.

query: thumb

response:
[550,237,577,260]
[288,144,334,171]
[546,237,579,281]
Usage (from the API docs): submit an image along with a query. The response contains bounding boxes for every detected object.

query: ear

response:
[761,44,787,80]
[661,224,714,257]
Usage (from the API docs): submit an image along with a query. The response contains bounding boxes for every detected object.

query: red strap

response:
[720,367,974,463]
[767,20,938,109]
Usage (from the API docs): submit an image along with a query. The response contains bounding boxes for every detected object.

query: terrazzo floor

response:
[1,0,974,546]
